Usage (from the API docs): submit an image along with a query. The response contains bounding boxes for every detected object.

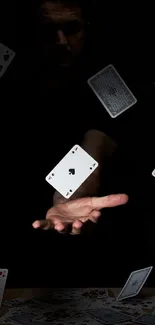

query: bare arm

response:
[53,129,117,204]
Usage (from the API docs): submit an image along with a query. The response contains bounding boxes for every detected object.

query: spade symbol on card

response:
[3,53,10,61]
[69,168,75,175]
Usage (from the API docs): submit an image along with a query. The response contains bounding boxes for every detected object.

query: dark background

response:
[0,1,154,287]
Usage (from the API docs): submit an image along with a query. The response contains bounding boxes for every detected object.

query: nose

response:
[57,29,68,45]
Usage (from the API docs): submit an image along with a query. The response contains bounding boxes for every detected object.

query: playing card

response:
[3,297,29,307]
[0,307,39,325]
[131,297,155,310]
[10,320,56,325]
[34,296,86,312]
[79,288,110,309]
[85,307,131,324]
[115,323,134,325]
[0,43,15,78]
[117,266,153,301]
[0,269,8,307]
[8,314,37,325]
[134,314,155,325]
[25,299,49,310]
[46,145,98,198]
[152,169,155,177]
[64,312,101,325]
[34,308,76,323]
[3,297,46,311]
[109,303,143,319]
[88,64,137,118]
[113,323,133,325]
[121,295,155,311]
[9,317,62,325]
[8,309,40,325]
[48,288,110,311]
[39,288,87,311]
[81,288,108,301]
[0,315,16,325]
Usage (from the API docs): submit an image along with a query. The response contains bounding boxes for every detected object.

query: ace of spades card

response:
[46,145,99,199]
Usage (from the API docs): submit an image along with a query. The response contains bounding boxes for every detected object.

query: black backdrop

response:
[0,1,154,287]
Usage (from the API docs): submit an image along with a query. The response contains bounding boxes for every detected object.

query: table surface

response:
[1,288,155,325]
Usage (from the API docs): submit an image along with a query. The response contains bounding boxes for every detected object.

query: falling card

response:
[0,269,8,307]
[88,64,137,118]
[117,267,153,301]
[46,145,98,198]
[0,43,15,78]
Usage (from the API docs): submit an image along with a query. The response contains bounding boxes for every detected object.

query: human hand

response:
[32,193,128,235]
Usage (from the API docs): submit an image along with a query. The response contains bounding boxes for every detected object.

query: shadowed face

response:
[40,1,85,68]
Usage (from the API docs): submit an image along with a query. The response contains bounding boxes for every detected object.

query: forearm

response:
[81,129,118,176]
[53,129,117,204]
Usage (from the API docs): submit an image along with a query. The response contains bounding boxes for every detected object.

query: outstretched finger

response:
[54,222,66,232]
[92,194,129,210]
[89,210,101,223]
[32,219,53,230]
[71,220,83,235]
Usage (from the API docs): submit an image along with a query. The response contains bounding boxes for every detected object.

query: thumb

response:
[92,194,128,210]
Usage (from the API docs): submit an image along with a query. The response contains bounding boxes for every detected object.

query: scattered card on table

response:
[81,288,108,300]
[3,297,29,307]
[0,43,15,78]
[87,64,137,118]
[9,314,38,325]
[64,312,101,325]
[86,307,131,324]
[134,314,155,325]
[152,169,155,177]
[117,266,153,301]
[0,269,8,307]
[46,145,98,198]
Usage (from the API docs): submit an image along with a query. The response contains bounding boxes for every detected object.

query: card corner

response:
[87,78,91,86]
[45,176,49,182]
[108,63,114,69]
[111,113,118,119]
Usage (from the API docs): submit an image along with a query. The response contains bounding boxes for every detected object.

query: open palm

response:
[32,194,128,234]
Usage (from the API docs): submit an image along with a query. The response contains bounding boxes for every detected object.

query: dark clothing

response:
[1,1,154,287]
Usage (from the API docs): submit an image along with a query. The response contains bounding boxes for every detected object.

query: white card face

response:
[152,169,155,177]
[117,266,153,301]
[45,145,99,199]
[0,269,8,307]
[87,64,137,118]
[0,43,15,78]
